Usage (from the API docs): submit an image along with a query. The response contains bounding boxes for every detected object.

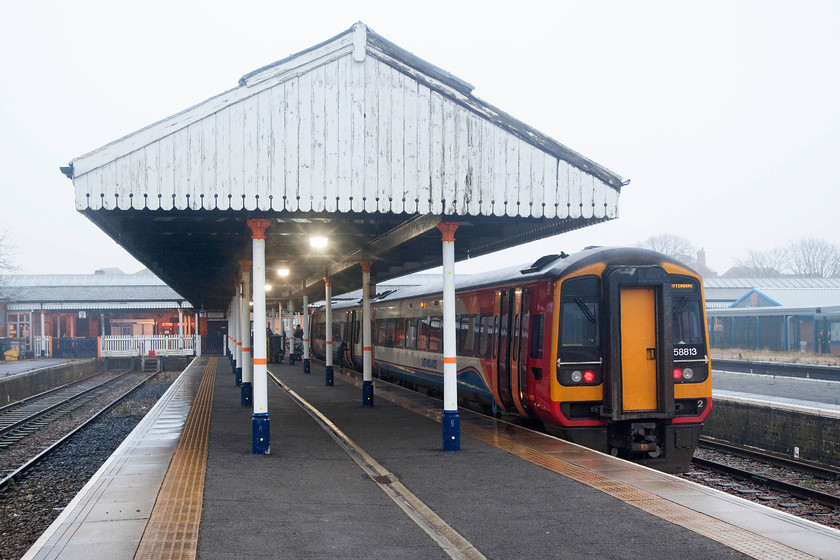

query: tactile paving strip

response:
[134,358,217,560]
[348,373,819,560]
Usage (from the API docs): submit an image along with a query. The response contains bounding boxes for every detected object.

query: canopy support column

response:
[303,295,311,374]
[287,301,296,365]
[240,260,253,403]
[324,278,334,386]
[178,309,184,349]
[361,261,374,407]
[234,293,242,384]
[249,219,271,455]
[439,222,460,451]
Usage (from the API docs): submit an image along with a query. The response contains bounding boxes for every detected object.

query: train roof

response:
[316,246,694,309]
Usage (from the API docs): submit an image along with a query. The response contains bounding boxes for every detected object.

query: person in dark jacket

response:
[334,339,348,370]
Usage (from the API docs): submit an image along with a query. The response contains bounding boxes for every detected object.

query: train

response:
[308,246,712,473]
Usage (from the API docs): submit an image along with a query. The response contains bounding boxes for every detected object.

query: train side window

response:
[395,319,405,348]
[512,314,520,361]
[385,319,396,347]
[559,276,601,363]
[492,315,499,359]
[458,315,475,355]
[530,314,544,359]
[375,320,387,346]
[429,317,442,353]
[331,323,342,342]
[475,315,490,357]
[418,318,430,351]
[406,319,418,349]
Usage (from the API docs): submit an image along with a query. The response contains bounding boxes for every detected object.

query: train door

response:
[347,310,360,368]
[495,290,515,410]
[604,265,674,420]
[619,287,657,411]
[509,289,530,416]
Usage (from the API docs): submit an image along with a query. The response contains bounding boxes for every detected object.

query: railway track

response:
[0,371,133,448]
[687,438,840,528]
[0,370,160,492]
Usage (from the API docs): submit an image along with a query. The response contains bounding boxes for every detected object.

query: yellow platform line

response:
[338,372,817,560]
[135,357,217,560]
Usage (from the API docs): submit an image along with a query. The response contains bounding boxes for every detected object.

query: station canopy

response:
[62,22,624,311]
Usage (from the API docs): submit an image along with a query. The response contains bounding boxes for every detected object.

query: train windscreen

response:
[671,279,706,359]
[559,276,601,363]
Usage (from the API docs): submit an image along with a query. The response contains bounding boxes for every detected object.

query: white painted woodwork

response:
[70,23,620,219]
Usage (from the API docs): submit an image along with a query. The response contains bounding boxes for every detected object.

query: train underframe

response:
[545,421,702,474]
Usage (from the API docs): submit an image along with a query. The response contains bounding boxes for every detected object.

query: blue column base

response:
[303,358,311,374]
[362,380,374,407]
[325,365,334,386]
[241,381,252,407]
[235,367,242,387]
[252,413,270,454]
[442,410,460,451]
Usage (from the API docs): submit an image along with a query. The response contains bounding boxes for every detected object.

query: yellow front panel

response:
[620,287,658,411]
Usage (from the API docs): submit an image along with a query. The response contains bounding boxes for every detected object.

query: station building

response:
[0,271,224,359]
[704,276,840,355]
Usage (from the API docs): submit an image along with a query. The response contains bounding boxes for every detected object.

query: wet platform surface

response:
[0,358,78,378]
[713,368,840,412]
[23,356,840,559]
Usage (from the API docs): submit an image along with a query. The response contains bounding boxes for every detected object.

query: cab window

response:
[559,277,601,363]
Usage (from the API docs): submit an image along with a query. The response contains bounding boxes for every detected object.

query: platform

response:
[0,358,76,378]
[713,368,840,410]
[23,356,840,559]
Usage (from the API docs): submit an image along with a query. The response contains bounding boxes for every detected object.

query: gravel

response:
[0,372,177,560]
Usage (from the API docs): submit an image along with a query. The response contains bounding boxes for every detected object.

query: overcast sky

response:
[2,1,838,277]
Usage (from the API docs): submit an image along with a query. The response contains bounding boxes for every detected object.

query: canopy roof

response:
[63,22,624,310]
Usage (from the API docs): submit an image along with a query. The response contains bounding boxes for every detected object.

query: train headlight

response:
[682,367,694,380]
[571,370,583,383]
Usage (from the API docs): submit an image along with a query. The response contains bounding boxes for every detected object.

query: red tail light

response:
[583,370,595,383]
[673,368,682,380]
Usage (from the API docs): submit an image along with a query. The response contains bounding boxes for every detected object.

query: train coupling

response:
[610,422,663,458]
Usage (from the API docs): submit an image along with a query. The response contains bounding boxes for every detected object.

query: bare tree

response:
[0,227,14,275]
[639,234,697,266]
[787,238,840,277]
[732,248,787,277]
[0,228,17,308]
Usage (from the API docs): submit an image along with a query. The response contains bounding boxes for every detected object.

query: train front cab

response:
[551,262,711,474]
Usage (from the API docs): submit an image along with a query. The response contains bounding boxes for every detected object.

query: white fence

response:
[34,336,51,357]
[100,335,200,357]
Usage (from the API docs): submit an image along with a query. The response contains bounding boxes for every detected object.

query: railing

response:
[99,335,198,357]
[34,336,51,358]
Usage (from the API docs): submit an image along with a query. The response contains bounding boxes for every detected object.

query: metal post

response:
[439,222,460,450]
[303,295,311,374]
[240,260,253,402]
[232,297,240,371]
[324,278,334,386]
[178,309,184,349]
[41,311,46,357]
[287,301,296,365]
[361,261,374,406]
[248,219,271,454]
